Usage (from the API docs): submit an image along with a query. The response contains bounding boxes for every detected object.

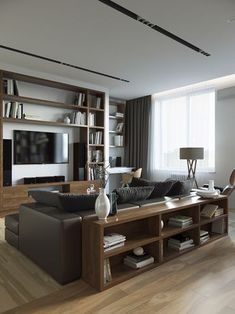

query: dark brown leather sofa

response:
[19,202,83,285]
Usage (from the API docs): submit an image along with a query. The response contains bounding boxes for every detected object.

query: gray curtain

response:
[124,95,151,177]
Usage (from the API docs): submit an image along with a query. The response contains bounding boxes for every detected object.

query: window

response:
[152,89,215,172]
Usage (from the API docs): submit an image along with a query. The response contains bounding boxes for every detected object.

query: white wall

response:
[1,62,109,185]
[214,87,235,208]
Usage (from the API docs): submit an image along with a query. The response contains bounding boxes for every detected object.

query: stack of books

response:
[201,204,224,219]
[88,112,96,126]
[123,252,154,269]
[114,135,123,146]
[168,234,195,251]
[89,131,103,144]
[103,233,126,252]
[71,111,87,125]
[115,112,124,118]
[200,230,210,244]
[74,92,86,106]
[168,215,193,228]
[3,101,24,119]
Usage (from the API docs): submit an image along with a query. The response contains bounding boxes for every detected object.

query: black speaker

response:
[24,177,37,184]
[3,139,12,186]
[116,156,122,167]
[73,143,87,181]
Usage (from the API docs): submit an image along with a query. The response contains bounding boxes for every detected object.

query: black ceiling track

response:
[0,44,130,82]
[98,0,210,57]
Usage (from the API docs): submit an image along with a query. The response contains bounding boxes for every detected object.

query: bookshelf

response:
[0,70,106,214]
[82,195,228,291]
[109,97,126,167]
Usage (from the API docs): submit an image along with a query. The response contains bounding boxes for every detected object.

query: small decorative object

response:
[133,246,144,256]
[87,184,96,195]
[161,220,164,229]
[95,188,110,219]
[64,116,71,124]
[94,164,110,219]
[208,180,215,191]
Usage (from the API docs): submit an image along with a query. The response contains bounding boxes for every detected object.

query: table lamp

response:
[179,147,204,188]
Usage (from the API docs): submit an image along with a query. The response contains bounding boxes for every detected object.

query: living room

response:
[1,1,235,313]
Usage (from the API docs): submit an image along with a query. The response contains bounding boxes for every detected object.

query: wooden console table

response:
[82,195,228,291]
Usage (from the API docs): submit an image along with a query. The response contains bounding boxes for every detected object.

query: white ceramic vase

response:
[95,188,110,220]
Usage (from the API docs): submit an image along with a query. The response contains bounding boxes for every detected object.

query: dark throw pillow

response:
[130,177,150,187]
[28,190,61,208]
[114,186,154,204]
[166,179,192,197]
[58,193,98,212]
[130,178,173,198]
[149,181,174,198]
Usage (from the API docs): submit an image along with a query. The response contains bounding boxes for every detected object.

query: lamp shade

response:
[180,147,204,160]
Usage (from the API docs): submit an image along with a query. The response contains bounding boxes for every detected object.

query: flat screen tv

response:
[14,130,69,164]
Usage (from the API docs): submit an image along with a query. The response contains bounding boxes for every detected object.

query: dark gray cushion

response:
[58,193,98,212]
[130,178,173,198]
[28,190,61,208]
[114,186,154,204]
[165,179,192,197]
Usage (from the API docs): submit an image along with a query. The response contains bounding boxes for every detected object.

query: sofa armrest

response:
[19,203,82,284]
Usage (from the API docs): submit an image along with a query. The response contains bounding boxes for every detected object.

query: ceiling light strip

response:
[98,0,210,57]
[0,44,130,82]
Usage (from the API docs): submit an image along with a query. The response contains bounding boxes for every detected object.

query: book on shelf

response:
[201,204,219,218]
[104,258,112,284]
[3,102,24,119]
[3,79,19,95]
[124,252,152,263]
[89,95,102,109]
[70,111,86,125]
[114,135,123,146]
[104,242,125,252]
[124,256,154,269]
[168,235,195,251]
[89,131,103,145]
[200,230,210,243]
[168,215,193,228]
[115,112,124,118]
[88,112,96,126]
[74,92,86,106]
[104,233,126,250]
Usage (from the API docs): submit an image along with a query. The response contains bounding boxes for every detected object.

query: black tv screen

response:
[14,130,69,164]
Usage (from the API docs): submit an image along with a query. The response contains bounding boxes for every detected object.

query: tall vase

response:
[95,188,110,220]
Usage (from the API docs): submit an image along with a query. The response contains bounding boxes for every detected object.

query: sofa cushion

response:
[58,193,98,212]
[130,178,173,198]
[114,186,154,204]
[28,190,61,208]
[165,179,192,197]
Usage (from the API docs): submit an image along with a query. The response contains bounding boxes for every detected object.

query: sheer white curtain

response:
[147,89,215,181]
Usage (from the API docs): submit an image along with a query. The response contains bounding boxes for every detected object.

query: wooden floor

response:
[0,219,61,313]
[3,211,235,314]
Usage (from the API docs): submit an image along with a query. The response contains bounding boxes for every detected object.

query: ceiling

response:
[0,0,235,99]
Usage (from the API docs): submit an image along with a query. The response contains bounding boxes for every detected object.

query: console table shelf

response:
[82,195,228,291]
